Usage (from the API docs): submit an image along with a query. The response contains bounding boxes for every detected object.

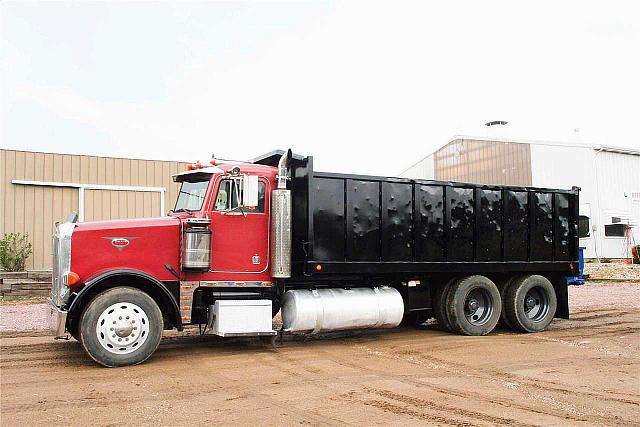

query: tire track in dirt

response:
[318,339,639,426]
[317,346,599,425]
[366,387,536,427]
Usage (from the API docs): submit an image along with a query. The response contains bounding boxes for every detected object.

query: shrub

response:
[0,233,33,271]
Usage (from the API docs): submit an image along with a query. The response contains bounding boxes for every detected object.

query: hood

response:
[74,216,181,232]
[70,216,182,284]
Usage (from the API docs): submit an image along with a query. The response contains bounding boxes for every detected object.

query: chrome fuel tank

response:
[281,287,404,334]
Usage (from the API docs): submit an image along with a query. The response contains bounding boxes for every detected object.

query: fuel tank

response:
[281,287,404,334]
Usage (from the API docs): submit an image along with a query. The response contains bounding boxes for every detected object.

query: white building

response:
[400,136,640,260]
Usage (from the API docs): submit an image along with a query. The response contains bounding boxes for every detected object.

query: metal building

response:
[400,136,640,260]
[0,149,188,270]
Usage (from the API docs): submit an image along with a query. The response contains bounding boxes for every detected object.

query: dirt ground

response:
[1,281,639,426]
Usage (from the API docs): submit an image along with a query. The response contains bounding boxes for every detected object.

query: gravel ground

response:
[0,303,49,333]
[584,262,640,280]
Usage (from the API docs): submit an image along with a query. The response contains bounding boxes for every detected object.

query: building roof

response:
[399,135,639,175]
[451,135,640,156]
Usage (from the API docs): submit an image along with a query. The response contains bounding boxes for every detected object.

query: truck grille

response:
[50,222,74,307]
[51,233,60,304]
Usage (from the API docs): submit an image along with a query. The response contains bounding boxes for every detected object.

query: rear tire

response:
[432,279,455,332]
[445,275,501,336]
[504,275,557,333]
[497,276,518,330]
[79,287,163,367]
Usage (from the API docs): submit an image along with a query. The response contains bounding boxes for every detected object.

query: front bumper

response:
[47,301,68,339]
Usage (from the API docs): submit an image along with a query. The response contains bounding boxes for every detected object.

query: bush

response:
[0,233,33,271]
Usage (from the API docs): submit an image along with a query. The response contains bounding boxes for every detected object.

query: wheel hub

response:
[523,286,550,322]
[464,288,494,326]
[96,302,149,355]
[524,296,536,311]
[114,320,134,338]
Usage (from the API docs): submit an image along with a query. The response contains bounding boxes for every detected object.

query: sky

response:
[1,1,639,176]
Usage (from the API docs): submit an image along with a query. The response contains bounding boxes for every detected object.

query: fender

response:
[67,269,183,330]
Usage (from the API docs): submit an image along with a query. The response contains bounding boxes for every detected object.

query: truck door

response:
[209,176,270,273]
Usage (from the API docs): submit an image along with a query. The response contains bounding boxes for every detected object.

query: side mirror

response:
[242,175,259,208]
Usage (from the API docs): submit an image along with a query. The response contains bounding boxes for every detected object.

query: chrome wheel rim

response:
[464,287,494,326]
[523,287,549,322]
[96,302,150,355]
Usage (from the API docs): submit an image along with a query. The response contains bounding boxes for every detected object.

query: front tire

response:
[504,275,557,333]
[79,287,163,367]
[445,275,501,336]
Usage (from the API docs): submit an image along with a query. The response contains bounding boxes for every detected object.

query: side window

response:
[214,179,239,211]
[245,182,266,213]
[578,215,590,238]
[604,224,626,237]
[214,179,266,213]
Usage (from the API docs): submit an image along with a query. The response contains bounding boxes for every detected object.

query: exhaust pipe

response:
[277,150,290,190]
[271,150,292,278]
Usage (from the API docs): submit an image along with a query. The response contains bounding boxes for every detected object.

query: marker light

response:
[66,271,81,287]
[186,164,195,171]
[210,159,217,166]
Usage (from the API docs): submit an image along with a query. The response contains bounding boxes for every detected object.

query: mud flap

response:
[552,275,570,319]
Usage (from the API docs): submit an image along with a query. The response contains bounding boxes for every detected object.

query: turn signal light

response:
[210,159,217,166]
[186,164,195,171]
[66,272,81,287]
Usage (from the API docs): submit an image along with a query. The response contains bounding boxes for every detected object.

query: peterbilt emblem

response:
[102,237,137,251]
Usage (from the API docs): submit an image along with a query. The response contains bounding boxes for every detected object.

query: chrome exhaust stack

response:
[270,150,292,278]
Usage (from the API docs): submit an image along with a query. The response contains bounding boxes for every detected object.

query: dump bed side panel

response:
[290,158,578,278]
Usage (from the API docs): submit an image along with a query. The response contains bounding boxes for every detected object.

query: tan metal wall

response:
[0,149,188,270]
[434,138,532,186]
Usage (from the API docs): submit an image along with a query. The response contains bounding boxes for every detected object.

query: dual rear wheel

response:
[435,274,557,336]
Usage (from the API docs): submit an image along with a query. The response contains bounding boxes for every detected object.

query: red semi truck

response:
[49,150,579,367]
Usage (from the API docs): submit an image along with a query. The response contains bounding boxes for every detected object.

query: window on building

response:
[578,215,590,238]
[214,179,265,213]
[604,223,626,237]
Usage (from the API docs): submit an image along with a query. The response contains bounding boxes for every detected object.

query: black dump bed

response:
[254,151,580,281]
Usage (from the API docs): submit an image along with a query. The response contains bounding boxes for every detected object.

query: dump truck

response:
[48,150,579,367]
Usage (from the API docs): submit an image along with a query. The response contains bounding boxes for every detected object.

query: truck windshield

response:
[174,179,210,212]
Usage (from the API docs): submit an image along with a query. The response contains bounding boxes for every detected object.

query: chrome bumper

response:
[48,301,68,339]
